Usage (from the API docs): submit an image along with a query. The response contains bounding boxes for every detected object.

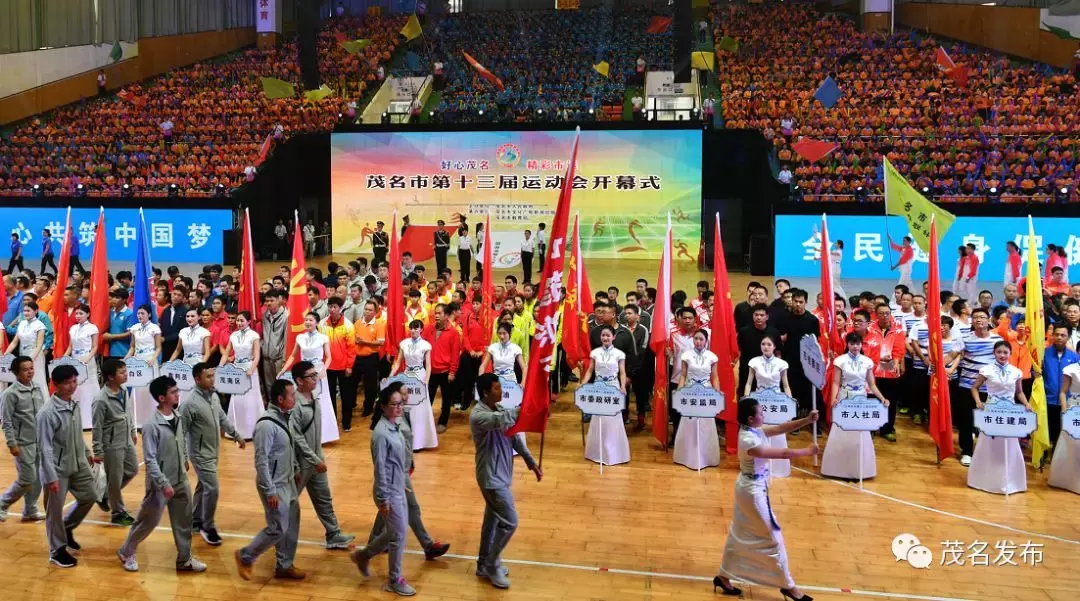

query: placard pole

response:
[858,433,864,491]
[598,415,604,476]
[1003,436,1009,499]
[695,417,701,475]
[812,387,819,467]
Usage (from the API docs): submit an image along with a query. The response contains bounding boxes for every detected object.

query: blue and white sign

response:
[1063,406,1080,439]
[752,389,798,425]
[672,383,725,418]
[215,363,252,395]
[161,360,194,391]
[833,396,888,431]
[498,377,523,409]
[48,356,87,385]
[575,382,626,416]
[381,373,428,407]
[973,397,1037,438]
[3,207,231,263]
[0,354,16,383]
[775,215,1080,283]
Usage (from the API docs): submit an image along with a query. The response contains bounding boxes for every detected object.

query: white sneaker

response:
[0,507,8,521]
[118,550,139,572]
[960,455,972,467]
[177,557,208,572]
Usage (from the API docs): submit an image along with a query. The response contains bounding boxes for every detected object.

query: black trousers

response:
[40,253,57,275]
[788,368,814,417]
[353,354,380,416]
[952,382,978,457]
[435,248,449,276]
[69,256,85,276]
[629,368,650,417]
[521,251,534,283]
[1048,406,1062,453]
[372,248,387,267]
[429,372,456,427]
[537,244,546,272]
[908,369,929,417]
[877,377,902,435]
[457,249,471,282]
[7,256,23,274]
[325,368,355,424]
[458,352,481,408]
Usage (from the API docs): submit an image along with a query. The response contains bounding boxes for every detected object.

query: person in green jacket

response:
[0,356,46,521]
[92,358,138,525]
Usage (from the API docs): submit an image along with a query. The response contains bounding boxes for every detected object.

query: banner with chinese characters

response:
[256,0,280,33]
[1,207,230,263]
[331,130,702,260]
[776,214,1080,283]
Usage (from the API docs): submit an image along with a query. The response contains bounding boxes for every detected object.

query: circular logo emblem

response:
[495,143,521,169]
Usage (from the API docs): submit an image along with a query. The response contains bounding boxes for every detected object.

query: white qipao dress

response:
[585,345,631,466]
[69,321,100,428]
[748,354,790,478]
[129,321,161,427]
[967,361,1027,495]
[399,336,437,450]
[487,341,522,383]
[673,348,722,470]
[16,318,49,400]
[226,328,264,440]
[178,325,210,366]
[1049,363,1080,494]
[820,353,877,480]
[296,330,339,444]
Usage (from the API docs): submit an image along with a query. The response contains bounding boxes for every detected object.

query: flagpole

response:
[883,159,896,271]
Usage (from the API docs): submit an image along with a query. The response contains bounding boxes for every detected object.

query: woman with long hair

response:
[674,329,722,470]
[389,319,437,450]
[743,334,793,477]
[279,311,339,444]
[6,302,47,399]
[170,308,211,366]
[64,303,100,427]
[967,341,1030,494]
[821,332,890,480]
[220,311,263,440]
[125,304,162,426]
[580,325,631,466]
[713,396,818,600]
[480,322,526,384]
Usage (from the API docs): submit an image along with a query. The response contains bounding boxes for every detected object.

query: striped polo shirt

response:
[958,330,1003,391]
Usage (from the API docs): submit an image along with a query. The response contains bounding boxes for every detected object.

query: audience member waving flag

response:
[401,14,423,41]
[463,51,505,91]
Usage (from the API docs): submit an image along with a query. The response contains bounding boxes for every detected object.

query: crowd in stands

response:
[711,2,1080,203]
[425,7,671,123]
[0,15,403,198]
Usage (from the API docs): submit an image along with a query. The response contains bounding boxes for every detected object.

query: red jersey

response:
[422,323,462,376]
[889,240,914,266]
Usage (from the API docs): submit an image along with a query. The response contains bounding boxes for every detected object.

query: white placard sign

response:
[832,396,888,431]
[753,389,798,425]
[124,357,153,387]
[973,398,1037,438]
[498,377,523,409]
[381,374,427,407]
[672,383,725,418]
[0,354,17,383]
[277,370,295,384]
[161,360,194,391]
[800,334,827,390]
[215,364,252,395]
[1063,406,1080,439]
[48,356,87,384]
[574,382,626,417]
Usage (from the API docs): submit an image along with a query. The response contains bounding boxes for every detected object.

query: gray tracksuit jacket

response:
[37,396,92,483]
[1,381,45,448]
[92,386,136,457]
[252,405,298,502]
[179,386,240,467]
[143,411,188,490]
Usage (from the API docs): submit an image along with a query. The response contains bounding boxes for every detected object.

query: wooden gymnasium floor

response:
[1,257,1077,601]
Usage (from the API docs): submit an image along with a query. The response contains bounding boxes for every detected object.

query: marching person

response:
[179,363,245,546]
[170,308,211,366]
[6,301,48,398]
[220,311,263,440]
[116,376,207,573]
[434,220,451,276]
[580,325,631,466]
[289,361,355,550]
[125,304,163,426]
[674,329,722,470]
[713,397,818,601]
[888,235,915,289]
[235,379,306,581]
[92,359,138,526]
[390,319,438,449]
[470,373,542,589]
[0,356,46,522]
[37,364,98,568]
[821,332,890,480]
[743,334,793,477]
[350,384,416,596]
[260,290,289,400]
[1049,358,1080,494]
[64,303,100,428]
[967,341,1029,495]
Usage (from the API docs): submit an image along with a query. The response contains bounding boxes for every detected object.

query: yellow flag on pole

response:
[592,61,610,78]
[1025,215,1051,468]
[691,51,715,71]
[883,158,956,252]
[401,14,422,41]
[260,77,295,99]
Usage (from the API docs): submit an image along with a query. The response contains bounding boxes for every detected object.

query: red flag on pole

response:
[238,208,261,330]
[935,46,956,71]
[508,129,581,436]
[819,214,837,421]
[89,208,109,353]
[791,138,839,164]
[650,213,673,449]
[49,207,74,358]
[462,51,505,91]
[927,217,954,461]
[255,134,274,167]
[479,212,495,332]
[710,214,739,454]
[285,211,308,359]
[384,212,405,357]
[562,214,591,371]
[646,16,672,34]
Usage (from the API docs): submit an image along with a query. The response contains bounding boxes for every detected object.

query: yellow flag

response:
[340,39,371,54]
[303,84,334,102]
[592,61,609,78]
[691,51,715,71]
[401,14,422,41]
[1025,215,1050,468]
[260,77,295,99]
[883,158,955,252]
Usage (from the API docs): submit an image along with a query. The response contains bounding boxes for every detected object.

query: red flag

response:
[947,63,969,88]
[254,134,274,167]
[399,224,440,262]
[646,16,672,34]
[89,208,109,354]
[462,51,505,91]
[50,208,74,358]
[508,130,581,436]
[384,212,405,357]
[927,218,954,461]
[935,46,956,72]
[562,214,591,371]
[710,214,739,454]
[285,212,308,359]
[650,214,673,449]
[819,215,836,422]
[791,138,839,163]
[479,212,495,332]
[238,208,261,330]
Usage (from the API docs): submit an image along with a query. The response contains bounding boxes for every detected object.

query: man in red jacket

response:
[424,304,462,433]
[457,296,488,411]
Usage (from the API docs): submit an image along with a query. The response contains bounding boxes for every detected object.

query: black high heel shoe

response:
[712,576,742,596]
[780,588,813,601]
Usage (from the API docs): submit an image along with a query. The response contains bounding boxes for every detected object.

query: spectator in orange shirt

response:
[352,299,386,419]
[320,297,357,428]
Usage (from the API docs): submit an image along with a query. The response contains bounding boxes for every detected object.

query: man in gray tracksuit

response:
[470,373,543,589]
[37,364,98,568]
[260,292,288,398]
[117,376,206,573]
[179,362,245,546]
[235,379,306,581]
[92,358,138,525]
[0,356,46,521]
[289,361,354,550]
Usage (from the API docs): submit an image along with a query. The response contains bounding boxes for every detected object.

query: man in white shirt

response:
[520,230,535,284]
[536,223,547,273]
[302,220,315,258]
[777,166,792,185]
[631,95,643,121]
[273,219,288,260]
[698,20,709,43]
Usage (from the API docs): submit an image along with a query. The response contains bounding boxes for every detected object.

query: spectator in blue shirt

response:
[104,288,135,357]
[2,275,27,327]
[40,228,57,275]
[1044,323,1080,445]
[7,233,23,275]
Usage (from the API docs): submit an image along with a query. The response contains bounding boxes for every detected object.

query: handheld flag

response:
[238,208,260,328]
[562,214,591,371]
[285,211,308,357]
[302,84,335,102]
[261,77,296,99]
[926,217,954,461]
[592,61,610,78]
[89,208,109,350]
[1026,215,1051,468]
[508,128,581,437]
[479,212,495,332]
[711,214,740,454]
[401,14,422,41]
[650,213,673,449]
[813,76,842,109]
[646,16,672,34]
[819,214,837,421]
[690,51,715,71]
[935,46,956,72]
[463,51,505,91]
[717,35,739,53]
[50,208,74,357]
[883,157,956,252]
[947,63,969,87]
[384,212,405,355]
[340,39,372,54]
[255,134,274,167]
[791,138,839,163]
[133,208,155,323]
